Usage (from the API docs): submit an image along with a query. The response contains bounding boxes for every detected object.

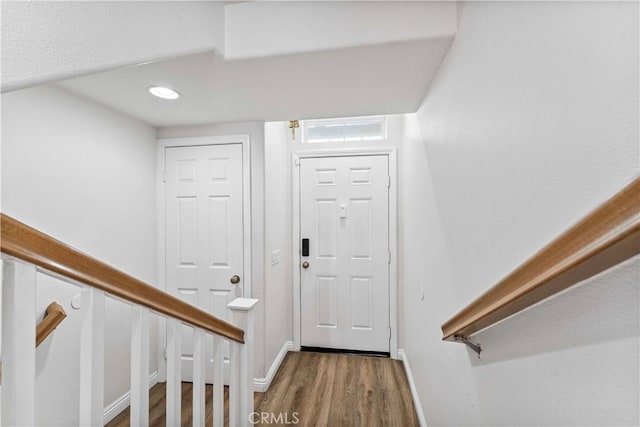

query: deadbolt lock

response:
[302,261,309,269]
[230,275,241,284]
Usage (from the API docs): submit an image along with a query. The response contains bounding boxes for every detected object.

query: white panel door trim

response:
[292,147,398,359]
[156,134,252,382]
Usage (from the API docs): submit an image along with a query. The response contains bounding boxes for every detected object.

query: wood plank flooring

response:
[106,351,419,427]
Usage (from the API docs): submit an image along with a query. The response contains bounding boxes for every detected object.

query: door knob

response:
[302,261,309,269]
[230,275,241,284]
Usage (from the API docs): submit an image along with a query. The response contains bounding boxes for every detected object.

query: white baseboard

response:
[103,371,159,424]
[253,341,294,392]
[397,350,427,427]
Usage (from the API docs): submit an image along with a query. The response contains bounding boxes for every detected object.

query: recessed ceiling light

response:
[148,86,180,100]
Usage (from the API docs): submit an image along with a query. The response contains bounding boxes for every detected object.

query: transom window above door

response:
[302,116,387,143]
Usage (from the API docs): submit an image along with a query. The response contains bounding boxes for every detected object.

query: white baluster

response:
[166,318,182,427]
[79,287,105,426]
[131,306,150,426]
[0,259,3,426]
[192,328,206,427]
[212,335,224,427]
[1,259,36,427]
[229,338,240,427]
[228,298,259,427]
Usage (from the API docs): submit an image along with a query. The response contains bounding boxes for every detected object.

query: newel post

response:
[228,298,259,427]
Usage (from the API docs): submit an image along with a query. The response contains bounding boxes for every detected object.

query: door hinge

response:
[387,176,391,188]
[388,327,392,339]
[163,348,168,360]
[387,250,391,263]
[162,170,167,183]
[295,158,300,166]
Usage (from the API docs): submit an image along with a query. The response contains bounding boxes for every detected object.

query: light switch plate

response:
[271,249,280,266]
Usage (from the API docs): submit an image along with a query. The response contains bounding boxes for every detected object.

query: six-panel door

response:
[165,144,244,382]
[300,155,390,352]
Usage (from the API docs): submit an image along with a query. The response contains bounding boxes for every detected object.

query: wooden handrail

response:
[0,214,245,344]
[36,302,67,347]
[442,175,640,341]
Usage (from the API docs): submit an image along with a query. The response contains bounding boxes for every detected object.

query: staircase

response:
[0,214,258,427]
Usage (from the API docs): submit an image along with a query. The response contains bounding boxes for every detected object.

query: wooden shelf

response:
[442,175,640,341]
[1,214,245,344]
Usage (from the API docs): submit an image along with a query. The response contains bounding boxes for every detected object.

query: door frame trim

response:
[292,147,399,359]
[156,134,253,381]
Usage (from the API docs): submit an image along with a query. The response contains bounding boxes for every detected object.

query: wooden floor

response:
[107,351,419,426]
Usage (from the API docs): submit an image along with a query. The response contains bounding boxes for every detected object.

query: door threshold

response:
[301,346,390,358]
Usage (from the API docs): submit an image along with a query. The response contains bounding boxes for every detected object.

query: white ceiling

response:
[58,38,453,128]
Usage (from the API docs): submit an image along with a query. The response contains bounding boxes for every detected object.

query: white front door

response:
[299,155,390,353]
[165,144,244,382]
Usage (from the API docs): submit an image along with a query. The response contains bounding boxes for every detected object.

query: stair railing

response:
[442,175,640,355]
[1,213,258,427]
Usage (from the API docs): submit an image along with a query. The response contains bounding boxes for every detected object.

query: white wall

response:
[1,85,158,424]
[264,123,294,370]
[400,1,639,425]
[225,1,456,60]
[1,1,225,93]
[157,122,267,378]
